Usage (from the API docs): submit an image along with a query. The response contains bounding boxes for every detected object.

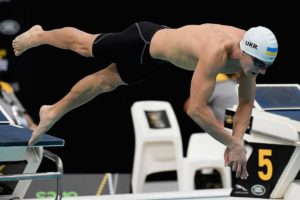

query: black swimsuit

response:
[92,21,169,84]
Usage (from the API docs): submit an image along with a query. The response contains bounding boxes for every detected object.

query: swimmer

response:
[12,21,278,179]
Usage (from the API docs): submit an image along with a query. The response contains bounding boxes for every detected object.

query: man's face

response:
[241,52,270,76]
[250,56,269,75]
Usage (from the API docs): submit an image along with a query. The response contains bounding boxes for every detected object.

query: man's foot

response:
[12,25,43,56]
[29,105,58,145]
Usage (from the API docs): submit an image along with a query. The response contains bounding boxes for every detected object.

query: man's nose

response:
[258,67,267,75]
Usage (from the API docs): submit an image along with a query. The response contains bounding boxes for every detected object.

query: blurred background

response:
[1,0,298,175]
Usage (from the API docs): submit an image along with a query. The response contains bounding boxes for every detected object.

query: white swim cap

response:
[240,26,278,64]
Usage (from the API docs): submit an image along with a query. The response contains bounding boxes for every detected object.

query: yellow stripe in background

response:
[216,74,229,81]
[0,49,7,58]
[96,173,109,196]
[0,81,14,93]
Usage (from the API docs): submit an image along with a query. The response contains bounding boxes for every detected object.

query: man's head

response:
[240,26,278,66]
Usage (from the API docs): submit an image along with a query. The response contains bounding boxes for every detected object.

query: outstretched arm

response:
[232,71,256,140]
[187,48,249,179]
[223,71,256,179]
[224,70,256,173]
[187,49,235,146]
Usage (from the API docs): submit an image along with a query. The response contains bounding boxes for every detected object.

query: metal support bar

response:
[0,149,63,200]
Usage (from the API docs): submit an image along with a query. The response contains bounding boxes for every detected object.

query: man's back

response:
[150,23,245,71]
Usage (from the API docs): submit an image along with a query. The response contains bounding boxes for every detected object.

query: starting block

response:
[0,105,64,199]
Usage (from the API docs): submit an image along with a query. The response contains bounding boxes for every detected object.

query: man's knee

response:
[94,63,125,92]
[67,29,95,57]
[100,80,116,92]
[98,76,123,92]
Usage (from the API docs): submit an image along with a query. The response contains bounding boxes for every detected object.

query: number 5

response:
[258,149,273,181]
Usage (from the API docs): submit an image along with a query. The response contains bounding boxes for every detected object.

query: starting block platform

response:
[222,84,300,199]
[255,84,300,121]
[0,105,64,199]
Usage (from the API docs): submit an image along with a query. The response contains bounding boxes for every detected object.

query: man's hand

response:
[224,139,248,179]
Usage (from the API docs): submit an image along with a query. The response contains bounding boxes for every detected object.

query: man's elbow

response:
[187,105,203,120]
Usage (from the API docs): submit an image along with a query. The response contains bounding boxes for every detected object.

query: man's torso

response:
[150,23,245,73]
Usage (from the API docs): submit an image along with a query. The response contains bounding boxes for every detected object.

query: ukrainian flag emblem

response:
[266,47,278,57]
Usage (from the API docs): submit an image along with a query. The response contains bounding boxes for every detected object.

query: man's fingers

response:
[225,145,248,179]
[232,161,237,171]
[224,160,228,167]
[224,155,229,166]
[235,161,242,178]
[241,161,248,179]
[224,148,229,166]
[227,161,233,167]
